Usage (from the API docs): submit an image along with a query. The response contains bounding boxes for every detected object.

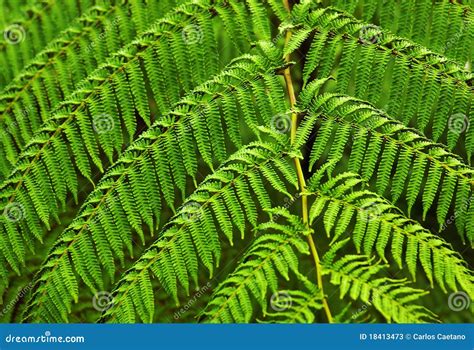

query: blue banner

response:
[0,324,472,349]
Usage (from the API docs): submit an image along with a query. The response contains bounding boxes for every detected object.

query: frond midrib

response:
[0,5,118,119]
[313,111,474,186]
[0,0,214,203]
[100,146,291,323]
[206,231,299,322]
[306,187,473,296]
[323,262,431,323]
[27,57,278,316]
[303,6,472,84]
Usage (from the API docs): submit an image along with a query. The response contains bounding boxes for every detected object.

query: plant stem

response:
[282,0,333,323]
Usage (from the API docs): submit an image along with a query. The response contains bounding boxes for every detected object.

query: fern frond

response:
[96,141,298,323]
[291,5,472,156]
[22,54,289,322]
[264,0,288,21]
[202,209,311,323]
[327,0,473,64]
[322,243,437,323]
[297,91,474,242]
[298,5,471,80]
[306,171,474,298]
[259,284,323,323]
[0,0,273,274]
[0,0,469,325]
[332,302,375,323]
[0,0,187,177]
[0,0,31,28]
[0,0,97,84]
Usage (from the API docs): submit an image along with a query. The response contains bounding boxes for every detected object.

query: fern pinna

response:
[0,0,472,324]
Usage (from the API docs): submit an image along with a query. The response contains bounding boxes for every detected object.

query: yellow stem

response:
[282,0,333,323]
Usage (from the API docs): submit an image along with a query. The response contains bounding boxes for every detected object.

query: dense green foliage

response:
[0,0,472,323]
